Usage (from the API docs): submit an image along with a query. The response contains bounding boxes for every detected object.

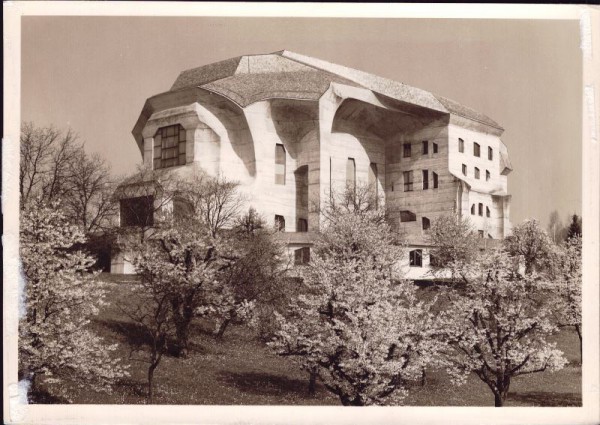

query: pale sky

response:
[21,17,582,228]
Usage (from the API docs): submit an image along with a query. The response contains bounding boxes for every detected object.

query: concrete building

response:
[111,51,512,277]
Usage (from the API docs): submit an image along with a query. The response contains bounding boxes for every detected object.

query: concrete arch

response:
[136,88,257,182]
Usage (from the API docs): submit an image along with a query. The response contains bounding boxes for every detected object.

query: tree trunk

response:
[308,368,317,396]
[494,392,504,407]
[420,367,427,386]
[171,298,194,357]
[215,318,231,339]
[147,363,156,404]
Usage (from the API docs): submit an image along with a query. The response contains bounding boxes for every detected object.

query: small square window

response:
[422,217,431,230]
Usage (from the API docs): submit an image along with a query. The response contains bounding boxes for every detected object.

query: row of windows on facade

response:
[471,203,492,218]
[400,170,439,192]
[458,138,494,161]
[275,215,308,232]
[399,210,431,231]
[462,164,492,181]
[403,140,439,158]
[277,144,381,201]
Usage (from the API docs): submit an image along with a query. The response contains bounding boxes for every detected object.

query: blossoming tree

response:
[269,191,440,405]
[19,202,128,401]
[439,250,568,407]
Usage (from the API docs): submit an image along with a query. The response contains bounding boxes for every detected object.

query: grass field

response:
[55,274,581,406]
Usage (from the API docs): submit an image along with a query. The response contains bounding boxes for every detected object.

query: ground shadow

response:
[97,318,155,347]
[28,388,69,404]
[97,318,208,357]
[218,371,315,398]
[509,391,581,407]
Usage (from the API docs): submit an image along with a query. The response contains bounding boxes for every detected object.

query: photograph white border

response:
[3,3,599,424]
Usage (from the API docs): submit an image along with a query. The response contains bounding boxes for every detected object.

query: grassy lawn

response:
[59,275,581,406]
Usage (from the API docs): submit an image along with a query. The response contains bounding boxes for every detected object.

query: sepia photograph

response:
[3,3,599,424]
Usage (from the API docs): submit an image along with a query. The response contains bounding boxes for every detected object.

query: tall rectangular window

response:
[346,158,356,191]
[154,124,186,169]
[474,142,481,157]
[432,172,439,188]
[275,144,286,185]
[275,215,285,231]
[486,206,491,218]
[478,203,483,216]
[403,143,412,158]
[422,141,428,155]
[458,138,464,153]
[475,167,480,179]
[403,170,413,192]
[462,164,467,176]
[422,170,429,190]
[488,147,493,160]
[486,170,491,181]
[433,142,438,153]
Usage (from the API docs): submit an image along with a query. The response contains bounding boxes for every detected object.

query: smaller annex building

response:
[111,51,513,278]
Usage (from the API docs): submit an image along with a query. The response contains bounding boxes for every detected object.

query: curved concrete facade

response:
[112,51,512,276]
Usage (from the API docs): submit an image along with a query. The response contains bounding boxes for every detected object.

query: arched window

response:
[471,204,476,215]
[475,167,480,179]
[458,138,464,153]
[474,142,481,157]
[409,249,423,267]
